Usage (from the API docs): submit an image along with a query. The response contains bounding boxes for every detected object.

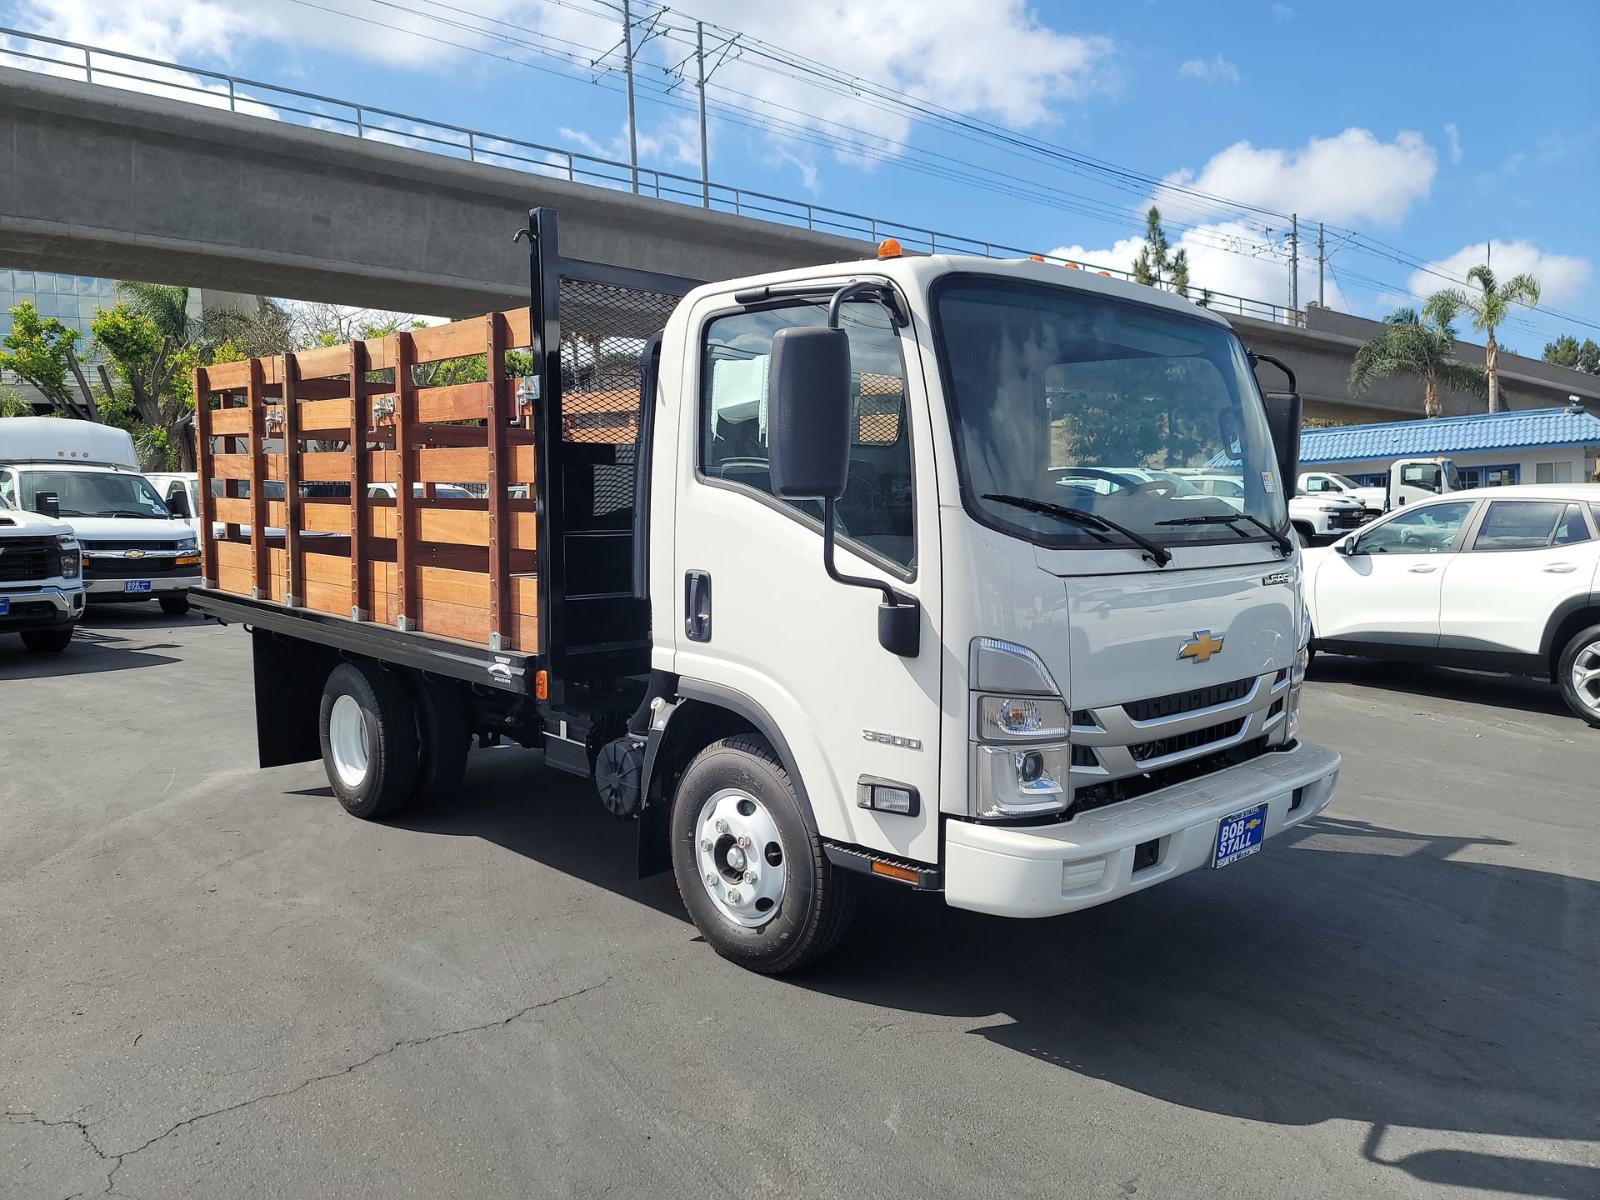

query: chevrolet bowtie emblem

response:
[125,549,146,560]
[1178,630,1225,664]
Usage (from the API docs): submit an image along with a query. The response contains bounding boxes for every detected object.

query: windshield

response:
[1327,474,1363,490]
[20,470,171,519]
[934,278,1288,550]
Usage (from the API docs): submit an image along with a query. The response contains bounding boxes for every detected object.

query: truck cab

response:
[1388,456,1462,509]
[0,419,201,614]
[0,490,84,651]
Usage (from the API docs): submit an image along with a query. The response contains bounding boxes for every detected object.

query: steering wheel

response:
[1130,479,1178,497]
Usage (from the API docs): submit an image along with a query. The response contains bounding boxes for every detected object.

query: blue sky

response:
[6,0,1597,350]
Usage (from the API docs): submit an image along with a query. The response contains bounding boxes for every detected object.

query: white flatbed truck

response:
[192,209,1339,973]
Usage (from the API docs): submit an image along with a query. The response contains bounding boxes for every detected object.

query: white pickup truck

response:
[0,492,84,651]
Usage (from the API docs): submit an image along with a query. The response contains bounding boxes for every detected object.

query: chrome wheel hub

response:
[1571,643,1600,716]
[329,694,370,788]
[695,788,786,928]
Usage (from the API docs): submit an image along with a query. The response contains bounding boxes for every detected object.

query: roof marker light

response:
[876,238,903,259]
[1028,254,1045,262]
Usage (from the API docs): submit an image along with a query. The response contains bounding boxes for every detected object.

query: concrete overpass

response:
[1,63,1596,422]
[0,66,869,317]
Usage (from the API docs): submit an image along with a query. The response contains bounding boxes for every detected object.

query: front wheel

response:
[670,736,856,974]
[159,594,191,616]
[21,627,73,653]
[1557,624,1600,728]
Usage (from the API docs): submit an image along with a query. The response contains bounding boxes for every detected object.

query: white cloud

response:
[1444,122,1462,166]
[1160,128,1436,228]
[1049,219,1349,315]
[1409,240,1592,308]
[1271,4,1295,20]
[1179,55,1240,85]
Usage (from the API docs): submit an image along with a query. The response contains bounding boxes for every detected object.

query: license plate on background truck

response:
[1213,803,1268,868]
[123,580,152,594]
[0,597,8,615]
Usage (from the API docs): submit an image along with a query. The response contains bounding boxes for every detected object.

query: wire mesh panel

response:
[856,370,903,444]
[558,277,684,447]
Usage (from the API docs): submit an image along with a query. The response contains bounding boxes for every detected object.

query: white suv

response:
[0,494,85,652]
[1303,484,1600,724]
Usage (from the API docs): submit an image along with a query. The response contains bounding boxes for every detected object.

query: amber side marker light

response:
[870,860,921,884]
[876,238,903,259]
[535,669,549,701]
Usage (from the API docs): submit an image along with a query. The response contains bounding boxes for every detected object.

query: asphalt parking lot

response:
[2,610,1596,1200]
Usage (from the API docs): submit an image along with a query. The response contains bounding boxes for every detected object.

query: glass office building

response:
[0,270,124,346]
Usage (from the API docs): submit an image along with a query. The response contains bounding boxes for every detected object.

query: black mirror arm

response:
[822,498,900,606]
[1248,351,1298,393]
[827,281,905,329]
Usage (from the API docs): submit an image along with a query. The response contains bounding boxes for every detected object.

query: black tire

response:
[670,735,856,975]
[411,674,470,805]
[1556,623,1600,728]
[21,626,73,653]
[159,594,190,616]
[318,661,420,819]
[1291,521,1315,547]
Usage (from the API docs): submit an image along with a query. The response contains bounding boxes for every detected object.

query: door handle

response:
[684,570,712,642]
[1407,564,1437,573]
[1543,563,1578,574]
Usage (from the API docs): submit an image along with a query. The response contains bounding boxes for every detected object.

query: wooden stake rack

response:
[194,308,541,652]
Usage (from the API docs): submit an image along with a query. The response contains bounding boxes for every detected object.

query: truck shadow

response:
[1310,653,1572,720]
[0,626,180,678]
[396,754,1598,1197]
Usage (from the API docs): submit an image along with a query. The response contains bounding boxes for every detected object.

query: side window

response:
[701,299,915,570]
[0,469,15,508]
[1400,463,1442,492]
[1555,503,1591,545]
[1472,499,1574,553]
[1356,501,1475,554]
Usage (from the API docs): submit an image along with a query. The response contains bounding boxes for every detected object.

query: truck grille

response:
[85,557,191,579]
[0,537,56,582]
[82,539,186,551]
[1122,676,1254,722]
[1130,718,1246,763]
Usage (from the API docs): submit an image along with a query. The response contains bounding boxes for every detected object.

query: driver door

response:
[1315,500,1478,645]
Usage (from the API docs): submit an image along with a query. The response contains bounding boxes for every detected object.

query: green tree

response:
[1542,334,1600,376]
[201,297,296,359]
[1439,265,1541,412]
[0,302,104,420]
[91,302,194,470]
[1131,206,1189,298]
[117,281,195,345]
[1348,294,1487,418]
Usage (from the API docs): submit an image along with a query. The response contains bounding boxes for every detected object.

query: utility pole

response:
[621,0,639,194]
[1316,221,1325,308]
[1288,213,1299,314]
[696,21,709,208]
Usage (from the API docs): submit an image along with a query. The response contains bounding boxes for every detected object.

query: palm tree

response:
[116,281,195,345]
[1442,265,1541,412]
[1348,293,1487,418]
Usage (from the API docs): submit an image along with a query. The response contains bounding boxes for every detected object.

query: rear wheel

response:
[670,735,856,974]
[1557,624,1600,728]
[318,661,419,818]
[21,627,73,653]
[411,674,470,805]
[159,594,191,616]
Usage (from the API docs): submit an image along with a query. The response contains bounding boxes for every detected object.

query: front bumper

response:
[944,740,1339,918]
[85,573,200,599]
[0,584,85,631]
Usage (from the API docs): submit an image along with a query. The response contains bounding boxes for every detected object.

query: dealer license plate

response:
[0,597,9,615]
[123,580,153,594]
[1213,803,1268,868]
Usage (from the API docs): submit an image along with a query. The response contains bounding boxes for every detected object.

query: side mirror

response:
[767,311,919,658]
[1262,391,1303,500]
[168,490,192,518]
[1339,536,1359,556]
[767,325,852,500]
[35,490,60,519]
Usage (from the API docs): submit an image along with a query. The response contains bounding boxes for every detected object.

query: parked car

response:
[1298,471,1386,517]
[1302,484,1600,724]
[1180,470,1367,544]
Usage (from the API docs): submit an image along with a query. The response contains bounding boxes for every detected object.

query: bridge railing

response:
[0,25,1304,328]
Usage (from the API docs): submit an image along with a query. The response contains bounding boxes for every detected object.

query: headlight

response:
[977,695,1069,741]
[55,534,81,579]
[973,743,1068,819]
[176,537,199,554]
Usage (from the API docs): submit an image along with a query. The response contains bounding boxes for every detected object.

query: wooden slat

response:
[209,407,250,436]
[248,360,270,597]
[294,343,355,379]
[300,450,354,482]
[393,331,416,629]
[205,360,251,390]
[302,500,351,535]
[413,596,490,645]
[486,311,510,648]
[512,574,539,617]
[212,496,251,525]
[195,366,218,587]
[417,564,489,607]
[282,353,303,606]
[210,455,251,480]
[215,539,252,573]
[502,307,531,348]
[382,505,537,549]
[298,398,353,434]
[414,381,491,424]
[365,449,397,484]
[410,318,487,363]
[415,445,534,484]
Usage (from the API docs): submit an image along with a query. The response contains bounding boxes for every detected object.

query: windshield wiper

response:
[982,494,1172,567]
[1157,512,1292,557]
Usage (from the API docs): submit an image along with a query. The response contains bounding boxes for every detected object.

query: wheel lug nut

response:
[715,819,730,834]
[727,889,742,904]
[736,835,751,849]
[701,839,713,854]
[704,874,717,889]
[744,871,757,885]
